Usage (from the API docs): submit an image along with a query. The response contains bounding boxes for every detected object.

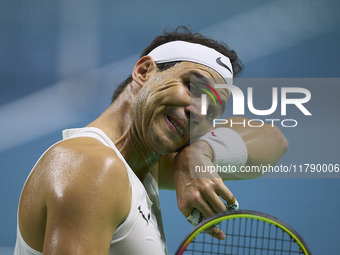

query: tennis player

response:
[14,27,288,255]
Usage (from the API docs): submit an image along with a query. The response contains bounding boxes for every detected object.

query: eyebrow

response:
[184,70,209,80]
[183,70,214,86]
[184,71,228,114]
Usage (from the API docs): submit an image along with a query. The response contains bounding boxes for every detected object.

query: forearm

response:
[157,117,289,188]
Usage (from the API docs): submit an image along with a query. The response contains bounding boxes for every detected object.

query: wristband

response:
[193,128,248,171]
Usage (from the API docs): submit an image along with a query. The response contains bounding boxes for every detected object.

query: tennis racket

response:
[175,210,312,255]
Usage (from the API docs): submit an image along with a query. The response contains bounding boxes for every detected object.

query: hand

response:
[173,141,237,240]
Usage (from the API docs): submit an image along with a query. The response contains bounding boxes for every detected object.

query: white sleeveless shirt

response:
[14,127,167,255]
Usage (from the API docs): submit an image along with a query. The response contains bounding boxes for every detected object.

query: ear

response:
[132,56,157,87]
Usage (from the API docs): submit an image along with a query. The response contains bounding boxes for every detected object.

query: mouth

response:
[166,115,187,138]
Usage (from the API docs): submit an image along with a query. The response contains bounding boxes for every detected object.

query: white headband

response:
[147,41,233,84]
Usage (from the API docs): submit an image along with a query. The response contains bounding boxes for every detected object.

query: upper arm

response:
[223,117,289,167]
[214,117,288,179]
[43,144,130,255]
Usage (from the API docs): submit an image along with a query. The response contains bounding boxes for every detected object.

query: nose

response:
[185,97,205,127]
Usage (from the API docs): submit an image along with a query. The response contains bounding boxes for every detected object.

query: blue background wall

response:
[1,1,339,254]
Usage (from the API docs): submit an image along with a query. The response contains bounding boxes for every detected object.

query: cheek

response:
[132,88,153,125]
[132,88,167,128]
[161,86,190,105]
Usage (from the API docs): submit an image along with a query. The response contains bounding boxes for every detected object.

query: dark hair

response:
[111,26,243,103]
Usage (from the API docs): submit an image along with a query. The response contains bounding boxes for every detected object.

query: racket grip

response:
[186,200,239,226]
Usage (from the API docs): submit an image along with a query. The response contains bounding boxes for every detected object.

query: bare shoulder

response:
[19,137,131,253]
[43,137,131,212]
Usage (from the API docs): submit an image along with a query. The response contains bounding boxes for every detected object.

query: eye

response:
[206,107,214,119]
[184,82,199,96]
[185,82,196,92]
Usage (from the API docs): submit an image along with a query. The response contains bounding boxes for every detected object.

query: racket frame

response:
[175,210,312,255]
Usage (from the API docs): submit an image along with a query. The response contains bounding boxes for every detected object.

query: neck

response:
[87,87,161,182]
[117,127,162,181]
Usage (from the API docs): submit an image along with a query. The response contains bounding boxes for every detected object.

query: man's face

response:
[132,61,229,155]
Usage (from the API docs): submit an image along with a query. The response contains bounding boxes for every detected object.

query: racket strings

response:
[185,218,304,254]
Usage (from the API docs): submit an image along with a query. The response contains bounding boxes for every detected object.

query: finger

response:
[179,203,196,218]
[216,181,236,206]
[185,197,216,226]
[185,209,205,226]
[176,190,205,217]
[204,225,226,240]
[215,181,240,211]
[201,191,227,214]
[192,178,228,214]
[194,198,218,219]
[185,209,226,240]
